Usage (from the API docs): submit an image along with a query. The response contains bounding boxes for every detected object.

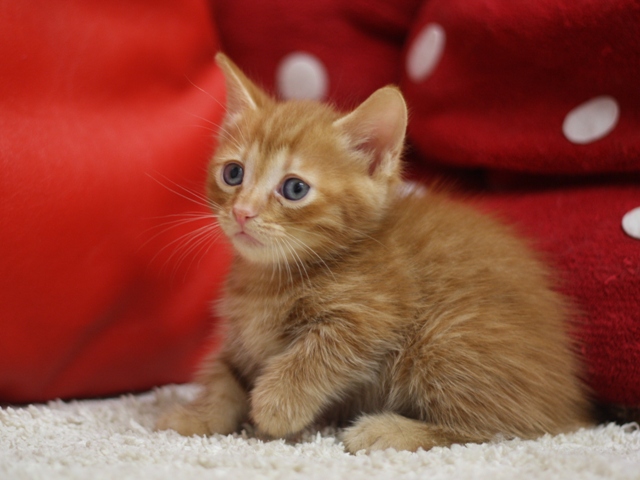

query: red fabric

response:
[0,0,229,403]
[477,183,640,405]
[402,0,640,174]
[214,0,423,107]
[2,0,638,409]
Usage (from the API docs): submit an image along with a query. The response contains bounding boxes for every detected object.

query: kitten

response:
[157,53,592,453]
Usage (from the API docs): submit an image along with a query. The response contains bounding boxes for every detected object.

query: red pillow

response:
[402,0,640,174]
[0,0,229,403]
[476,183,640,406]
[214,0,422,108]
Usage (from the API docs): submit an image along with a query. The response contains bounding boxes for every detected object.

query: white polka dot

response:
[276,52,328,101]
[622,206,640,240]
[406,23,446,82]
[562,96,620,144]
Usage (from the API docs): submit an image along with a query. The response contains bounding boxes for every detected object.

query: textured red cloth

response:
[402,0,640,174]
[0,0,229,402]
[478,182,640,405]
[214,0,423,107]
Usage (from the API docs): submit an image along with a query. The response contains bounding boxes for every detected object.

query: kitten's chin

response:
[229,234,273,265]
[234,231,263,247]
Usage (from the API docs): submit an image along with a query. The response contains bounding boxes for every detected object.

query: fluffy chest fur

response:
[217,270,296,384]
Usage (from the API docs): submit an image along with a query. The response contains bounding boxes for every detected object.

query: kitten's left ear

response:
[215,52,271,122]
[333,86,407,177]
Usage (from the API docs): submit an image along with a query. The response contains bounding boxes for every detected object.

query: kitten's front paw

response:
[343,418,395,453]
[156,404,238,437]
[250,385,316,438]
[156,405,210,436]
[343,413,438,453]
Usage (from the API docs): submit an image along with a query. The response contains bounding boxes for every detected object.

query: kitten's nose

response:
[233,206,256,228]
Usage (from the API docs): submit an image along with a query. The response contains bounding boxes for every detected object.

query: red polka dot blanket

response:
[215,0,639,409]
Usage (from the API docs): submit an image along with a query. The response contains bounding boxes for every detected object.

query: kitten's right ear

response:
[215,53,270,122]
[333,86,407,179]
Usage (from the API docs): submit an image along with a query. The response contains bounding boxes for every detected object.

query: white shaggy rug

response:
[2,384,640,480]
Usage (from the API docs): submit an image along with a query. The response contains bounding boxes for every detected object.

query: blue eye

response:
[282,178,310,201]
[222,163,244,186]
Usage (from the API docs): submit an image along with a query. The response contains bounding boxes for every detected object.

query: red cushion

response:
[0,0,229,403]
[214,0,422,107]
[402,0,640,174]
[476,182,640,405]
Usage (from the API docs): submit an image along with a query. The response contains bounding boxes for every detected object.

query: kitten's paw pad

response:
[251,388,315,438]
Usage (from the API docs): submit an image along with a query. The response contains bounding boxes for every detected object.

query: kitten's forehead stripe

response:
[244,142,288,192]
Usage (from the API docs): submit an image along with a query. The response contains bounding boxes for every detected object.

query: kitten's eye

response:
[281,178,310,201]
[222,162,244,186]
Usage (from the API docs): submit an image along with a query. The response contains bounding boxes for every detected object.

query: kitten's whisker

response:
[151,223,219,272]
[171,228,223,282]
[283,233,337,283]
[147,173,218,211]
[174,227,223,278]
[184,110,243,151]
[139,212,217,250]
[151,172,213,205]
[183,76,226,109]
[319,223,387,250]
[275,239,294,286]
[151,213,217,230]
[282,221,388,251]
[171,223,218,266]
[187,124,226,137]
[282,237,311,287]
[189,117,242,150]
[163,223,220,269]
[269,243,280,285]
[154,212,217,219]
[273,244,283,291]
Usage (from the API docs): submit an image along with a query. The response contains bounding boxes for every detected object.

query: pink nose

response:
[233,206,256,227]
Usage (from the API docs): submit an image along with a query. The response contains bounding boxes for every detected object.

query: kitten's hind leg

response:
[156,359,248,436]
[343,412,483,453]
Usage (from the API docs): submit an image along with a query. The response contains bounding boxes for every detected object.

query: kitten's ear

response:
[215,53,270,121]
[333,86,407,177]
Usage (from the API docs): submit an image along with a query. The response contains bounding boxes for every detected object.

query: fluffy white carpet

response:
[2,384,639,480]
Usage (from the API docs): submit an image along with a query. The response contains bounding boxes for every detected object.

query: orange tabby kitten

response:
[157,53,592,452]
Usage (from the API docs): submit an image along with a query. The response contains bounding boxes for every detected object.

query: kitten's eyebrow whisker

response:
[183,75,226,109]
